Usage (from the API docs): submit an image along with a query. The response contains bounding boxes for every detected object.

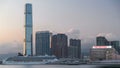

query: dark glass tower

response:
[96,36,109,46]
[24,3,33,56]
[110,41,120,54]
[51,34,68,58]
[35,31,51,56]
[69,39,81,59]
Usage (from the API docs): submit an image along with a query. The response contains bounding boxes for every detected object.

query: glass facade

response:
[69,39,81,59]
[51,34,68,58]
[110,41,120,54]
[24,3,33,56]
[35,31,51,56]
[96,36,109,46]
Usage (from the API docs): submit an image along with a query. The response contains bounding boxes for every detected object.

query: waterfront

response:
[0,65,100,68]
[0,65,120,68]
[0,0,120,67]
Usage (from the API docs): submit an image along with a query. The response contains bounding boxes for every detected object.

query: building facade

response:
[110,41,120,54]
[90,46,117,61]
[96,36,109,46]
[35,31,51,56]
[96,36,120,54]
[24,3,33,56]
[51,34,68,58]
[68,46,78,58]
[68,39,81,59]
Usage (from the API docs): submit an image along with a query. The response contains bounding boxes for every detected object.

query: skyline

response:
[0,0,120,54]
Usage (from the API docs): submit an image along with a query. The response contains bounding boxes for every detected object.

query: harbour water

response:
[0,65,117,68]
[0,65,97,68]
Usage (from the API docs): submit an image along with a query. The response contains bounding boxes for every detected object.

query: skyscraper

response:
[51,34,68,58]
[68,46,78,58]
[96,36,109,46]
[110,41,120,54]
[24,3,33,56]
[68,39,81,59]
[35,31,51,56]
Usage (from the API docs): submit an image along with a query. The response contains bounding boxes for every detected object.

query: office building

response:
[68,46,78,58]
[96,36,109,46]
[24,3,33,56]
[51,34,68,58]
[35,31,51,56]
[68,39,81,59]
[110,41,120,54]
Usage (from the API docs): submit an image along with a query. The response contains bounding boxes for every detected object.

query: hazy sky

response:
[0,0,120,54]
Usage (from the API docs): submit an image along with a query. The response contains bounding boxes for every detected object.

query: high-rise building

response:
[35,31,51,56]
[51,34,68,58]
[24,3,33,56]
[110,41,120,54]
[68,39,81,59]
[68,46,78,58]
[96,36,109,46]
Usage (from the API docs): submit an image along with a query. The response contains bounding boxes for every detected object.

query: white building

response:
[90,46,118,61]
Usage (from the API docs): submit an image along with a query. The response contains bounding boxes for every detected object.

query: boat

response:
[66,61,80,65]
[2,55,58,65]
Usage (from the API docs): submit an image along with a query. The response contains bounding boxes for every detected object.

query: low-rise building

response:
[90,46,118,61]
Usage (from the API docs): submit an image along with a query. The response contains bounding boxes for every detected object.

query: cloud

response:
[97,33,118,41]
[97,33,112,37]
[67,28,80,39]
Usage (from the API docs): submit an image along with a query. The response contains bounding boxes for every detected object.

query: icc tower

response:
[24,3,33,56]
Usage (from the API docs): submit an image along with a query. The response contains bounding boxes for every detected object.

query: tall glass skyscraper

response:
[69,39,81,59]
[51,34,68,58]
[24,3,33,56]
[96,36,109,46]
[35,31,51,56]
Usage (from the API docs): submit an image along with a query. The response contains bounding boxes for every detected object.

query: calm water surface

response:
[0,65,99,68]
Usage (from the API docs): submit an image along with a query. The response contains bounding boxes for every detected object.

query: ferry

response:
[2,55,58,65]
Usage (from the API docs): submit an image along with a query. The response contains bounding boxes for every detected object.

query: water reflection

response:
[0,65,120,68]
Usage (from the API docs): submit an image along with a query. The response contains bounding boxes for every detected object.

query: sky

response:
[0,0,120,55]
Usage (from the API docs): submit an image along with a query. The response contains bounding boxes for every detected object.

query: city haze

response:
[0,0,120,55]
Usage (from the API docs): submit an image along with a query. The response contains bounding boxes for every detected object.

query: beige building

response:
[90,46,118,61]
